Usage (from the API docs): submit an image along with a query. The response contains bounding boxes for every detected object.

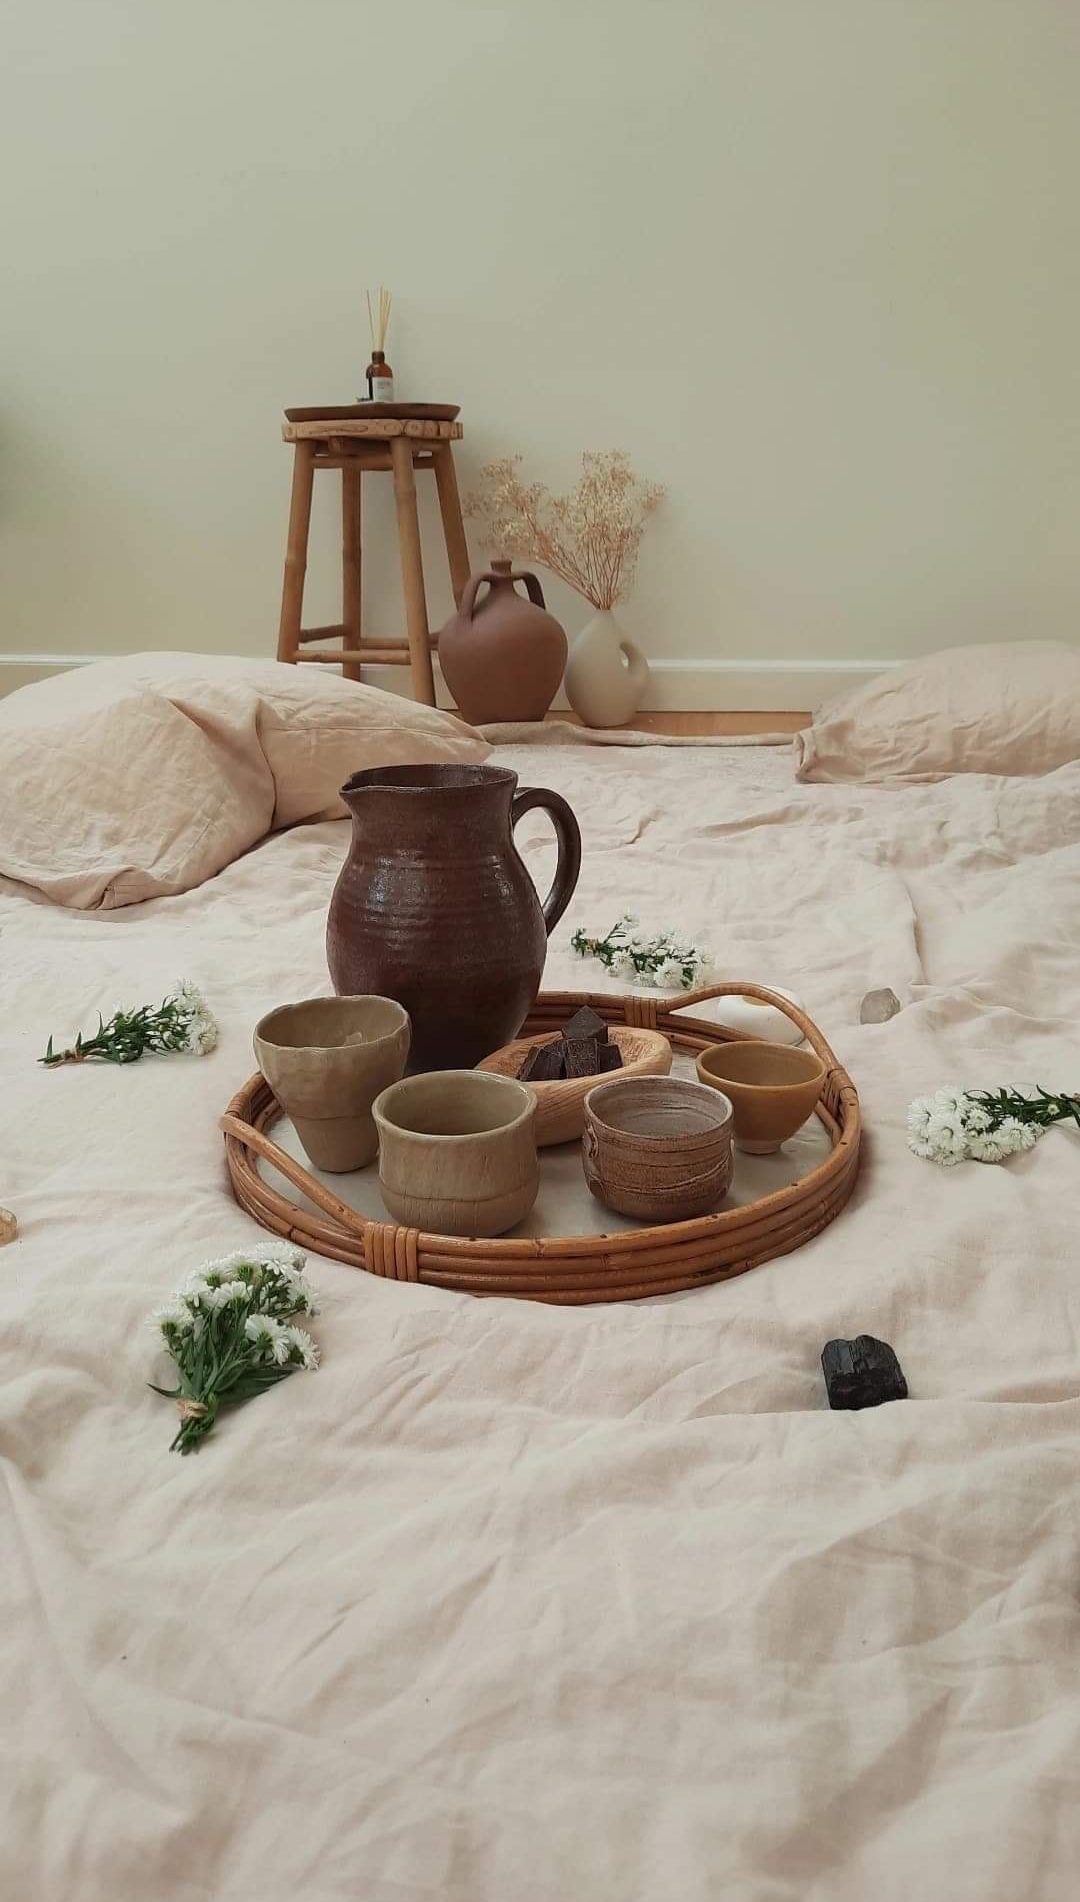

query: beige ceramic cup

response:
[254,996,410,1172]
[372,1070,538,1237]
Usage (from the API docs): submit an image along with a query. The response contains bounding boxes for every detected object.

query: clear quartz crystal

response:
[859,987,902,1024]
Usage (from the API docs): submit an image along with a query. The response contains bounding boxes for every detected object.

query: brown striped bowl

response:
[582,1074,734,1224]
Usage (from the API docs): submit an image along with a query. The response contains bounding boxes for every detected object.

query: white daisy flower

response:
[282,1325,320,1370]
[967,1117,1040,1163]
[655,958,686,990]
[149,1301,194,1337]
[174,981,219,1056]
[252,1241,308,1273]
[284,1283,319,1317]
[244,1313,292,1363]
[207,1280,251,1310]
[908,1089,1044,1166]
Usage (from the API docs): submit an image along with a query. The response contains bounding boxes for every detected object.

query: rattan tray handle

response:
[221,1102,370,1238]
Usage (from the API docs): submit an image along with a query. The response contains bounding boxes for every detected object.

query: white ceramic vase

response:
[564,609,650,729]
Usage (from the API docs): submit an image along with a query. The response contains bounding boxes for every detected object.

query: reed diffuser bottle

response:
[364,286,394,401]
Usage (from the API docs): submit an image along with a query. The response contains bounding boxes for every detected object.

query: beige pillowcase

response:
[794,642,1080,784]
[0,654,489,909]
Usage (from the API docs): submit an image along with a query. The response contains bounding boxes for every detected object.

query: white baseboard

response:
[0,655,109,695]
[632,658,889,712]
[0,652,892,710]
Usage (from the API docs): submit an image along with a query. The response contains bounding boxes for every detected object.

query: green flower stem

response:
[150,1249,319,1454]
[41,987,216,1067]
[570,916,710,992]
[970,1088,1080,1131]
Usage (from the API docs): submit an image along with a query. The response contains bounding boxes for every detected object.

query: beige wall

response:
[4,1,1079,702]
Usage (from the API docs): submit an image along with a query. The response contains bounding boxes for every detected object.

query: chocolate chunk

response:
[519,1039,565,1083]
[563,1006,608,1046]
[597,1043,624,1072]
[821,1335,908,1410]
[563,1036,601,1078]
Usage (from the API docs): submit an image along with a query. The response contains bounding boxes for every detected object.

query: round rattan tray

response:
[220,984,861,1305]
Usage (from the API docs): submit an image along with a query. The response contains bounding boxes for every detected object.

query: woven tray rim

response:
[220,984,862,1304]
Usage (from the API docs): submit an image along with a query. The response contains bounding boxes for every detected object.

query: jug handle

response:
[511,788,582,935]
[460,569,547,622]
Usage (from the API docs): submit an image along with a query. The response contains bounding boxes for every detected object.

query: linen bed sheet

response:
[2,738,1079,1902]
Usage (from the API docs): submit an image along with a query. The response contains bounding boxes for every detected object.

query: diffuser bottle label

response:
[371,377,394,401]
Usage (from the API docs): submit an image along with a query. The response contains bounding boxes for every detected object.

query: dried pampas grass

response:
[465,451,664,611]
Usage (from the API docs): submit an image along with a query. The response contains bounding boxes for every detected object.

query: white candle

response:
[674,987,805,1045]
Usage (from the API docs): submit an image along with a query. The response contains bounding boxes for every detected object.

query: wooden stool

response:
[276,413,470,705]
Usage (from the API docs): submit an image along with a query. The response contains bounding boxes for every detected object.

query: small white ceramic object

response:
[564,609,650,728]
[675,988,805,1046]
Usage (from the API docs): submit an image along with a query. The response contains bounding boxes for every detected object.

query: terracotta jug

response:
[326,764,581,1070]
[439,560,568,725]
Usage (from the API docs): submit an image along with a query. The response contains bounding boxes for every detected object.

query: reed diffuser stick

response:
[366,286,392,351]
[364,287,394,400]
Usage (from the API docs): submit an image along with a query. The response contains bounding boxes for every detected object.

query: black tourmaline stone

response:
[821,1336,908,1411]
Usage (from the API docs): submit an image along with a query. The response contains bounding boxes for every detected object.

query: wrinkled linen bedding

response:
[2,740,1079,1901]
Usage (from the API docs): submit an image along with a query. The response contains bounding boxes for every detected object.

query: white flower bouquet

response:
[907,1085,1080,1166]
[42,981,218,1067]
[149,1242,320,1453]
[571,915,713,992]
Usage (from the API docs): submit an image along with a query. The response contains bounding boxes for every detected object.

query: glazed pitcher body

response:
[326,764,581,1071]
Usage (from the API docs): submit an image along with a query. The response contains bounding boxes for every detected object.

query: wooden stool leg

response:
[390,436,436,705]
[433,444,471,607]
[277,440,316,662]
[341,465,362,683]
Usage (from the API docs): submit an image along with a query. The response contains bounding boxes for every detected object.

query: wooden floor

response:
[551,710,809,736]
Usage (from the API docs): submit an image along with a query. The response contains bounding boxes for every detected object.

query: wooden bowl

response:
[476,1026,672,1146]
[582,1075,735,1223]
[695,1039,826,1154]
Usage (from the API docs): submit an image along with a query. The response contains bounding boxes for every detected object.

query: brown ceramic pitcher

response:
[326,764,581,1070]
[438,560,568,725]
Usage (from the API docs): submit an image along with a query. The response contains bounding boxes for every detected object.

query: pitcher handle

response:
[511,788,582,935]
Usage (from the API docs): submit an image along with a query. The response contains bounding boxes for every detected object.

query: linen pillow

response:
[0,653,490,908]
[794,642,1080,784]
[26,652,491,825]
[0,682,274,909]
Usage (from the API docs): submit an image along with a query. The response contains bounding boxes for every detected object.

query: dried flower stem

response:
[465,452,664,611]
